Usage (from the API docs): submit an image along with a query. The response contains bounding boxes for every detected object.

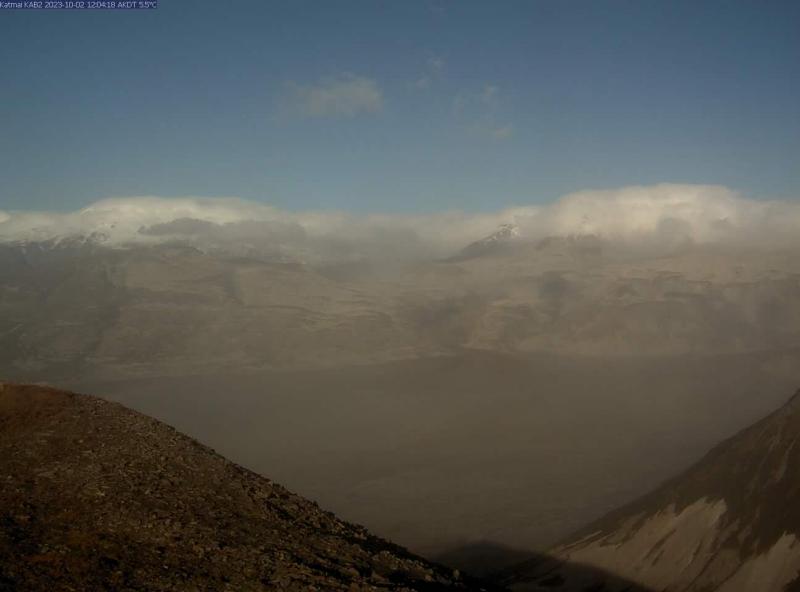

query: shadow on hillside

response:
[434,541,536,578]
[435,541,654,591]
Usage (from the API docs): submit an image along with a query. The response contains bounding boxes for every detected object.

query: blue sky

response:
[1,0,799,213]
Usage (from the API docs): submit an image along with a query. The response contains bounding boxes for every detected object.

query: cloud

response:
[453,84,514,140]
[1,186,800,262]
[490,125,514,140]
[414,56,445,90]
[480,84,499,107]
[287,74,383,118]
[454,84,499,113]
[511,184,800,250]
[427,56,445,72]
[139,217,221,237]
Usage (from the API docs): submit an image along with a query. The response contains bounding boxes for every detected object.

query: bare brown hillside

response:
[0,382,492,591]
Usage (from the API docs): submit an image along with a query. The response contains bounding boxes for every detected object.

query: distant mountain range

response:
[502,388,800,591]
[3,224,800,383]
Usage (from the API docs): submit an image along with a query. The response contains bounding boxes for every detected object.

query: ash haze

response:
[2,1,800,589]
[3,184,800,566]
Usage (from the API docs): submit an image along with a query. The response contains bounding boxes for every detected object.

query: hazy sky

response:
[1,0,799,213]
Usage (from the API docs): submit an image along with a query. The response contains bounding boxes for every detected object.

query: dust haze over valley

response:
[3,185,800,568]
[4,2,800,589]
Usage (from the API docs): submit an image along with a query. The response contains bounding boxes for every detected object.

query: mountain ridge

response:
[446,224,521,262]
[502,386,800,591]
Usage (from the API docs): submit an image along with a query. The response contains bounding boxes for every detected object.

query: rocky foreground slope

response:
[0,382,494,591]
[503,388,800,591]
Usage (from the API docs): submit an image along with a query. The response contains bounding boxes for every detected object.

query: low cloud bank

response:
[1,185,799,261]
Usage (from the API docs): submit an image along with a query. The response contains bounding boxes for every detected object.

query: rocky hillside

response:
[0,382,494,591]
[503,388,800,591]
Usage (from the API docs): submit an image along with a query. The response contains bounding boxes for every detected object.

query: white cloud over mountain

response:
[1,185,799,260]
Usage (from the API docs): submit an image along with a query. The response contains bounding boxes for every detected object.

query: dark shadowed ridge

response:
[434,541,535,578]
[495,553,655,591]
[0,382,501,591]
[436,542,653,591]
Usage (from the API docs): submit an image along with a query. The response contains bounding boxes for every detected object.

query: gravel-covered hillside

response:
[0,382,494,591]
